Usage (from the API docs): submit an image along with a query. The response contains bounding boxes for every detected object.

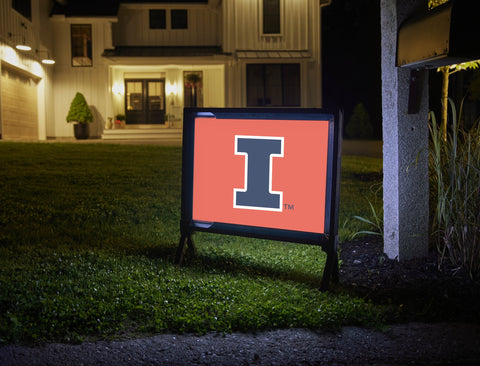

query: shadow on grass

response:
[182,249,323,289]
[114,239,326,289]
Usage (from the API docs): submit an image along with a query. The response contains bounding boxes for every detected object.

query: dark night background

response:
[322,0,480,138]
[322,0,382,140]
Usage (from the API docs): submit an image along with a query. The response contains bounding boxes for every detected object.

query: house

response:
[0,0,330,141]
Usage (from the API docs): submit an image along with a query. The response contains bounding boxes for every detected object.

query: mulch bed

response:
[338,236,480,323]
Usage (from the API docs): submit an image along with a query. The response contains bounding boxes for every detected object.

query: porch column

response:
[381,0,429,260]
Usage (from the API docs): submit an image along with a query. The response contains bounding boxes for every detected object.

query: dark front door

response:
[125,79,165,124]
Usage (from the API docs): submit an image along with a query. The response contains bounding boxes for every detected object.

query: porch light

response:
[112,83,125,95]
[166,82,178,95]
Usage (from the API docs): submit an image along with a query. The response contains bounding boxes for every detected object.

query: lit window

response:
[71,25,92,67]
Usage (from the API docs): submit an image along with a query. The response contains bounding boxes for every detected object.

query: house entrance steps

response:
[102,125,182,143]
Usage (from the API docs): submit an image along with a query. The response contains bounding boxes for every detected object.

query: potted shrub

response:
[115,114,126,128]
[66,92,93,139]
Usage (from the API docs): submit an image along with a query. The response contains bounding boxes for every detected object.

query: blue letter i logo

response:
[234,136,284,211]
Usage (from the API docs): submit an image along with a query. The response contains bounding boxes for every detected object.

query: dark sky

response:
[322,0,382,139]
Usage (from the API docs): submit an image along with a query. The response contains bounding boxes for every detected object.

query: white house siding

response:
[222,0,323,108]
[202,67,225,107]
[113,4,221,47]
[223,0,313,52]
[105,2,226,127]
[0,0,54,141]
[50,18,114,138]
[1,0,326,140]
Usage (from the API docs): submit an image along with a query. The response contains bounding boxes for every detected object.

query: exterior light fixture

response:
[10,23,31,51]
[166,82,178,95]
[112,83,124,95]
[16,42,31,51]
[37,49,55,64]
[8,32,31,51]
[167,82,178,106]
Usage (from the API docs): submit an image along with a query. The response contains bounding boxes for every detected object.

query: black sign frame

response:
[177,108,342,289]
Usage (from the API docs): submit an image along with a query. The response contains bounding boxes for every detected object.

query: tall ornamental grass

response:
[429,99,480,280]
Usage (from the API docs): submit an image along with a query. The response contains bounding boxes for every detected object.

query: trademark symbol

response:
[284,203,295,211]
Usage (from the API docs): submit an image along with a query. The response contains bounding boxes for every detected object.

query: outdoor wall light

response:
[9,23,31,51]
[166,82,178,96]
[167,82,178,106]
[16,42,31,51]
[8,32,31,51]
[112,83,124,95]
[37,49,55,64]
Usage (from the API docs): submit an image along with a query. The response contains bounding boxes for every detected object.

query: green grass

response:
[0,142,383,344]
[339,155,383,240]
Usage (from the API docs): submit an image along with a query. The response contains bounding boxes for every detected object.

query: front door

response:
[125,79,165,124]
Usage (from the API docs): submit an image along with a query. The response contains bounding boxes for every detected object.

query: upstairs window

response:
[171,9,188,29]
[12,0,31,20]
[262,0,281,34]
[71,24,92,67]
[149,9,166,29]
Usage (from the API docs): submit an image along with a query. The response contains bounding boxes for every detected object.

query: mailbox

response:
[397,0,480,68]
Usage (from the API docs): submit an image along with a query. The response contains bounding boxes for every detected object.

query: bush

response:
[429,99,480,280]
[345,103,374,140]
[66,92,93,124]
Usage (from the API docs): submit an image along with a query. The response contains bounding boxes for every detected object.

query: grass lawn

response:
[0,142,384,344]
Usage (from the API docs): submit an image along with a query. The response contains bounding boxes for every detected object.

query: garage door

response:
[1,65,38,140]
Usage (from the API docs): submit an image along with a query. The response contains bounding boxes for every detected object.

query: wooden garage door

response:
[1,65,38,140]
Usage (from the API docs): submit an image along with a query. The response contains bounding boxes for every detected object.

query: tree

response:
[437,62,480,140]
[345,103,373,139]
[427,1,480,139]
[428,0,449,9]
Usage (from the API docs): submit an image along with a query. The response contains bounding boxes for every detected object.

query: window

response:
[263,0,281,34]
[71,25,92,67]
[247,63,300,107]
[171,9,188,29]
[12,0,31,20]
[149,9,166,29]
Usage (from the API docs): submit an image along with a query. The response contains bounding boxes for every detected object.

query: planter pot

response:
[74,123,89,140]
